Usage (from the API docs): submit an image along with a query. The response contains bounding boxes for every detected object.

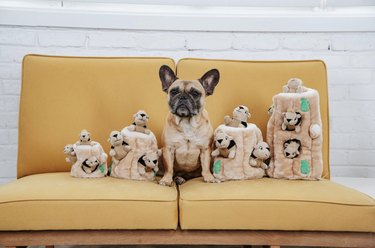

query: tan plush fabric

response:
[266,88,323,180]
[114,127,159,180]
[213,124,264,181]
[179,177,375,231]
[0,173,178,230]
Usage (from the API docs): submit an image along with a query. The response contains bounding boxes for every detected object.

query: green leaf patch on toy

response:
[213,160,222,174]
[300,160,310,175]
[99,164,105,173]
[300,98,310,112]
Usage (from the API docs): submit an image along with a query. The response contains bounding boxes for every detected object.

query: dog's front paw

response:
[159,175,174,186]
[203,173,220,183]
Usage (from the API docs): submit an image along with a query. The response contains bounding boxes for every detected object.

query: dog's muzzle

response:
[170,93,199,118]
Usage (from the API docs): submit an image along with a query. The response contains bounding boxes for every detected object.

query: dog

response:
[158,65,220,186]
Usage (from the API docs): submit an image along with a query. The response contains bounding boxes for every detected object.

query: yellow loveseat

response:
[0,55,374,247]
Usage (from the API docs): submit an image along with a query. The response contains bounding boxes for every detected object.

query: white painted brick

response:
[0,161,16,177]
[2,80,21,95]
[350,54,375,68]
[0,28,36,46]
[0,46,37,63]
[135,33,185,50]
[330,150,350,165]
[186,33,232,50]
[328,85,348,100]
[305,53,350,69]
[281,34,330,51]
[330,133,375,150]
[7,129,18,145]
[0,145,17,161]
[88,32,136,48]
[0,178,15,186]
[331,166,375,178]
[232,34,279,51]
[328,69,372,85]
[330,117,375,133]
[329,101,375,117]
[349,85,375,100]
[331,33,375,51]
[0,130,9,145]
[38,32,87,47]
[0,63,21,79]
[0,112,18,128]
[348,150,375,166]
[0,96,19,112]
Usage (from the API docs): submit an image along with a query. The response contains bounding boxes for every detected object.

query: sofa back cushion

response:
[18,55,174,178]
[176,58,330,179]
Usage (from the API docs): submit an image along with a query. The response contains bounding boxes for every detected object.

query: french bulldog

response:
[158,65,220,186]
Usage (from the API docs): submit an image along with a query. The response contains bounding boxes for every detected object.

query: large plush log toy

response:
[266,78,323,180]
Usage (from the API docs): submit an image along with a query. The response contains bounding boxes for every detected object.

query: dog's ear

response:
[199,69,220,96]
[159,65,177,93]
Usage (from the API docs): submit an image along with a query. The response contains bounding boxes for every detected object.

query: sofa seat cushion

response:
[0,173,178,230]
[179,178,375,232]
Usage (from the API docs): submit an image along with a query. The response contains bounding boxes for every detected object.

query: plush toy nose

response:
[82,135,86,138]
[153,160,158,164]
[140,114,145,117]
[286,152,290,156]
[287,118,292,122]
[113,133,118,138]
[217,139,223,144]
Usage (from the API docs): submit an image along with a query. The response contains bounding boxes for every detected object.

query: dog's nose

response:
[180,94,188,100]
[217,139,223,143]
[113,133,118,138]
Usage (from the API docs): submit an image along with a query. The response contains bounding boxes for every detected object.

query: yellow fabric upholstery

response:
[19,55,174,178]
[0,173,178,230]
[176,58,330,179]
[179,178,375,231]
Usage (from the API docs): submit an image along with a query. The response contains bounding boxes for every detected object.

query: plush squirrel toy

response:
[75,129,94,146]
[81,156,101,174]
[283,78,307,93]
[64,144,77,164]
[211,130,237,159]
[127,110,151,134]
[283,139,301,159]
[249,142,271,170]
[282,111,302,132]
[108,130,131,164]
[224,105,251,128]
[137,150,162,181]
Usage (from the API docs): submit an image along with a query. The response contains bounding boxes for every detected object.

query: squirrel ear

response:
[157,149,162,157]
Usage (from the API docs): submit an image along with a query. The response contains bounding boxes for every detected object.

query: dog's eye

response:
[190,89,201,98]
[170,88,179,96]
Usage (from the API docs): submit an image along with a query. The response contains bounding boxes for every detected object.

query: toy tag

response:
[99,164,105,173]
[213,160,221,174]
[300,160,310,174]
[300,98,310,112]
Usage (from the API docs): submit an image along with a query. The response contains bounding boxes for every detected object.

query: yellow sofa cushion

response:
[176,58,330,179]
[19,55,175,178]
[179,178,375,231]
[0,173,178,230]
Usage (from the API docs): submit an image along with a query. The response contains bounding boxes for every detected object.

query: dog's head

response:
[159,65,220,118]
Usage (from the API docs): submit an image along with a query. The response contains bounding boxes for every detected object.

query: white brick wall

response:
[0,25,374,183]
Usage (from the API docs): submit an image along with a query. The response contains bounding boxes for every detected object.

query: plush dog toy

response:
[224,105,251,128]
[282,111,302,132]
[137,150,162,181]
[283,78,306,93]
[127,110,151,134]
[249,142,271,170]
[283,139,301,159]
[211,130,237,159]
[75,129,94,146]
[64,144,77,164]
[108,130,131,164]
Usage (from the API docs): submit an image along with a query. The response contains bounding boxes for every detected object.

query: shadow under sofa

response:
[0,55,374,247]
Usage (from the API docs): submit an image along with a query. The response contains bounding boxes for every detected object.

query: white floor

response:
[332,177,375,198]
